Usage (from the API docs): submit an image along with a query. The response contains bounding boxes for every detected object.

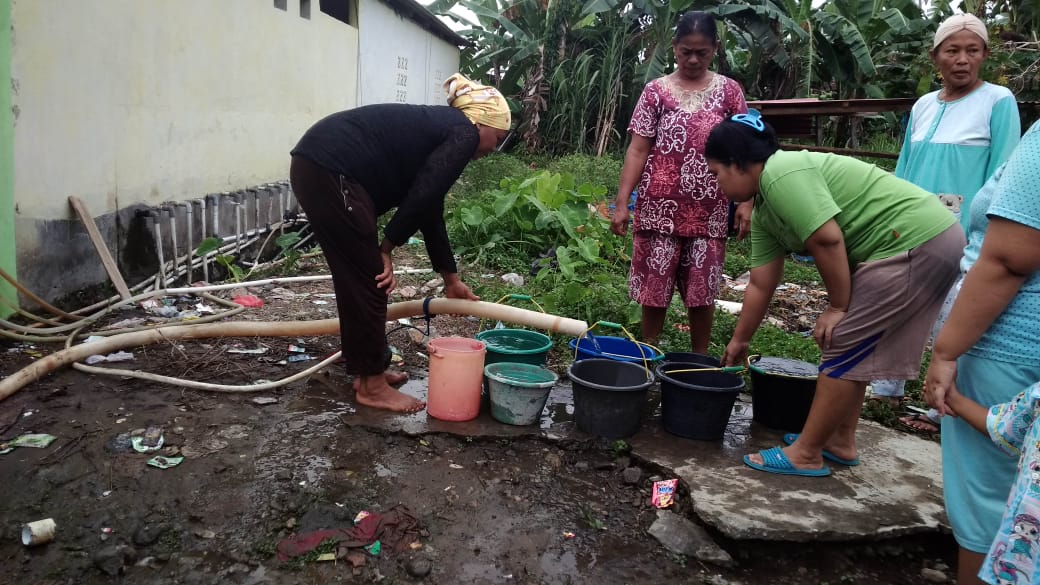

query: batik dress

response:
[626,73,746,308]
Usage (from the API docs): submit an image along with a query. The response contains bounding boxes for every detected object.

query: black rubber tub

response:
[655,361,745,440]
[748,356,818,432]
[568,358,653,439]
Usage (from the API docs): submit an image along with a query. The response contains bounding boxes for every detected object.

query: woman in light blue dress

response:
[926,119,1040,585]
[872,14,1021,423]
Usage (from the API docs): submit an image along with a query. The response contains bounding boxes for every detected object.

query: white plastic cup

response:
[21,518,56,547]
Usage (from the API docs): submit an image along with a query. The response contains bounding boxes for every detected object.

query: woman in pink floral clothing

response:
[611,11,749,352]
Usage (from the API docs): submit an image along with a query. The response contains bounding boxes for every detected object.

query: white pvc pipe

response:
[164,274,332,295]
[152,215,167,289]
[167,205,179,285]
[183,202,194,284]
[197,198,209,282]
[0,299,588,400]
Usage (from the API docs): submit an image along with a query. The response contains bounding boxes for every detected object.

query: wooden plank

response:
[748,98,917,117]
[68,196,132,300]
[779,143,899,160]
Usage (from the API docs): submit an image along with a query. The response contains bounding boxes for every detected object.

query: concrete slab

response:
[628,399,947,542]
[321,373,947,543]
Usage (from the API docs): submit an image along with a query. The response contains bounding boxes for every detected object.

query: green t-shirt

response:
[750,150,957,268]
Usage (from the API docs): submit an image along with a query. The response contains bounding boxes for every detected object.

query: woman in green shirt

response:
[704,110,964,476]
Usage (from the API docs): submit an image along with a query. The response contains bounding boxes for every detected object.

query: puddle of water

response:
[460,562,513,583]
[539,548,578,578]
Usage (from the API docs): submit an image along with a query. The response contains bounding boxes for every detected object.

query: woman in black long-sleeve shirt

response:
[290,74,510,413]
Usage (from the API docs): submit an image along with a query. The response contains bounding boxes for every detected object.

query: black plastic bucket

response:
[748,356,817,432]
[568,359,653,439]
[662,352,720,368]
[655,361,745,440]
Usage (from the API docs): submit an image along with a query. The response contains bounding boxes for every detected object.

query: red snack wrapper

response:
[652,479,678,509]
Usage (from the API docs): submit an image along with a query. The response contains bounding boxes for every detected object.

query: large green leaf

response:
[581,0,620,17]
[813,11,875,76]
[575,236,601,262]
[492,190,520,216]
[460,206,486,226]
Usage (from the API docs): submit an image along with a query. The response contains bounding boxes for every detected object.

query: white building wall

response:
[10,0,359,221]
[357,0,460,106]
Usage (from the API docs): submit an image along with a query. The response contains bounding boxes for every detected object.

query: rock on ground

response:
[648,510,734,568]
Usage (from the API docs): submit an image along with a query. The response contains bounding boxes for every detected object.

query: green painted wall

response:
[0,0,14,319]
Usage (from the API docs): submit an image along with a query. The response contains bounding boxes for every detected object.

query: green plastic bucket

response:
[485,362,559,426]
[475,329,553,367]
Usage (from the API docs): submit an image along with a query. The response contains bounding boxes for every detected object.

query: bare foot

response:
[385,371,408,386]
[352,371,408,392]
[784,433,858,465]
[354,374,425,413]
[746,445,825,471]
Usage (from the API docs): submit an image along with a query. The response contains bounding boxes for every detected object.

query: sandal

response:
[743,446,831,477]
[900,413,940,434]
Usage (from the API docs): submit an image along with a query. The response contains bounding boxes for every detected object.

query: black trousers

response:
[290,155,387,376]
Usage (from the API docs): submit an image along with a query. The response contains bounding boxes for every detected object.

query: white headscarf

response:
[933,14,988,49]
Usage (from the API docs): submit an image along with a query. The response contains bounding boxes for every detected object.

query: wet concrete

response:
[331,372,947,544]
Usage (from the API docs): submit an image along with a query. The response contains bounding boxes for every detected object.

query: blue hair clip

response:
[732,109,764,131]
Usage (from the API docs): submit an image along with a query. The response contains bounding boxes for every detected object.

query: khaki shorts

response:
[818,225,965,381]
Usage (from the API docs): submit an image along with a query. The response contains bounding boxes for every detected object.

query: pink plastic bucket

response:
[427,337,486,421]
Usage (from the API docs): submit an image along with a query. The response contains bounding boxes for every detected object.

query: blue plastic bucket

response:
[567,336,663,364]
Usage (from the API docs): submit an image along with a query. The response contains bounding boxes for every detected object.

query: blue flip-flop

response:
[743,446,831,477]
[783,433,860,467]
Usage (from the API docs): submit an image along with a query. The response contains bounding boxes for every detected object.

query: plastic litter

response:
[251,396,278,405]
[85,351,135,365]
[152,306,180,318]
[147,456,184,469]
[227,345,270,355]
[501,273,524,287]
[0,433,57,454]
[82,335,106,344]
[231,295,264,308]
[131,427,164,452]
[288,344,307,353]
[285,355,314,363]
[562,531,576,539]
[102,317,147,330]
[312,300,329,305]
[652,479,678,509]
[364,541,381,556]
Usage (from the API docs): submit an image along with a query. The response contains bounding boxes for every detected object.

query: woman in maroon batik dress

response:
[611,11,748,352]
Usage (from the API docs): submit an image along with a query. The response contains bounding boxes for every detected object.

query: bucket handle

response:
[662,365,747,375]
[662,354,759,376]
[575,321,661,381]
[479,293,547,332]
[428,345,444,359]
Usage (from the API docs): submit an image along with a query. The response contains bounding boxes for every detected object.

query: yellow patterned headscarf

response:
[443,73,511,131]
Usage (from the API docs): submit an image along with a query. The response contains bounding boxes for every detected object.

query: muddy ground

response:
[0,262,955,584]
